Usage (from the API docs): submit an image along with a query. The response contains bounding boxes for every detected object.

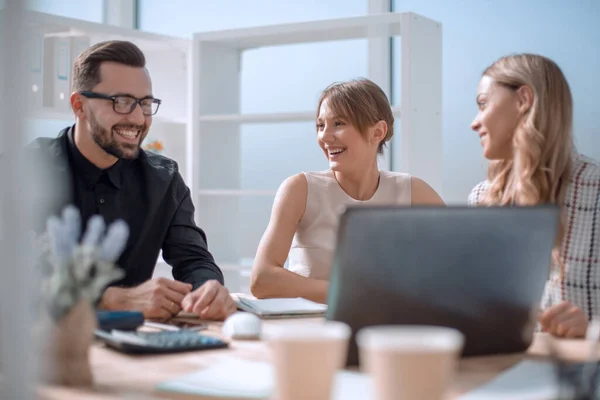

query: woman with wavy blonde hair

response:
[468,53,600,339]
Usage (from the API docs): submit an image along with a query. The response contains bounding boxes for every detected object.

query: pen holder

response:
[41,298,97,387]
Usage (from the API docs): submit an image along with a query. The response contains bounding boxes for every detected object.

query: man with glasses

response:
[26,40,237,321]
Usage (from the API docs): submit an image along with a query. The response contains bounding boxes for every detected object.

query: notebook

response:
[156,357,371,399]
[173,294,327,320]
[233,294,328,318]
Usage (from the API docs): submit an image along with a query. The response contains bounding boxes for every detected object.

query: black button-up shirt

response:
[29,126,223,290]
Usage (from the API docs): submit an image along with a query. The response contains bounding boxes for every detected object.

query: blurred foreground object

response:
[35,205,129,387]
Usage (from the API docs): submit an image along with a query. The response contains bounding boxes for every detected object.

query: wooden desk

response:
[39,318,593,400]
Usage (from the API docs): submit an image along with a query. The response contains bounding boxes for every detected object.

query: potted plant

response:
[34,206,129,387]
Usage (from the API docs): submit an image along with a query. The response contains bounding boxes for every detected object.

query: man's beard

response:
[89,111,147,160]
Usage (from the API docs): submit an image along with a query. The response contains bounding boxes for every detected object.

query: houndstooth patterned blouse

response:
[468,153,600,320]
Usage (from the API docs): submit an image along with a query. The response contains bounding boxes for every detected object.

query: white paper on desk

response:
[157,358,272,398]
[458,360,562,400]
[156,357,372,399]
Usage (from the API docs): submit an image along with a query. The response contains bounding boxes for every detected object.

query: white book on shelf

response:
[27,29,45,110]
[68,36,90,95]
[42,36,72,113]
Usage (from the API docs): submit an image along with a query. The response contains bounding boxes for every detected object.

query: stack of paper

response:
[234,294,327,318]
[156,358,371,399]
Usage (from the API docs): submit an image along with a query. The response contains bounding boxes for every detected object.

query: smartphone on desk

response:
[96,310,144,331]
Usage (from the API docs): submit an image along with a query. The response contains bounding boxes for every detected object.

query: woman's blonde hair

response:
[481,53,574,266]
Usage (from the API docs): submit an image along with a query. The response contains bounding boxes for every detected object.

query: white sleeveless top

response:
[288,169,412,280]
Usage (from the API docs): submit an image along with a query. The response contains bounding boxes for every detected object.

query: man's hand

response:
[100,278,192,320]
[539,301,588,338]
[181,280,237,321]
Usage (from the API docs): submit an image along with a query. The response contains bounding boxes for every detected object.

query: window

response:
[391,0,600,203]
[27,0,104,23]
[239,39,368,190]
[138,0,370,277]
[138,0,366,38]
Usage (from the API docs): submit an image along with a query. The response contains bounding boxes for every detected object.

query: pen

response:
[143,321,181,331]
[143,321,208,332]
[184,324,208,332]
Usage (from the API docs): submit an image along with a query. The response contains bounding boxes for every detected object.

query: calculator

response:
[95,329,229,354]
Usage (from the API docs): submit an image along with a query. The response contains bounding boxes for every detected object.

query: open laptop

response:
[325,205,560,366]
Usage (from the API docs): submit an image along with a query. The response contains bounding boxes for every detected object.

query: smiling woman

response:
[468,53,600,339]
[249,78,445,304]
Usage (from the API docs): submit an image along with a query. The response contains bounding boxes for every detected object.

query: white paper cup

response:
[266,321,351,400]
[357,325,464,400]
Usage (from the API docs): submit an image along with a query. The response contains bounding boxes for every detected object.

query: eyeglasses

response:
[80,91,162,116]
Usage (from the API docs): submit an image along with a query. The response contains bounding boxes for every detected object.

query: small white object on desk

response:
[222,312,262,340]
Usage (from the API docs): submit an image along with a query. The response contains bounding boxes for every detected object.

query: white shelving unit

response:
[22,10,191,183]
[189,12,443,285]
[197,107,402,124]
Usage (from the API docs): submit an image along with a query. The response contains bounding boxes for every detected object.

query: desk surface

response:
[39,318,593,400]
